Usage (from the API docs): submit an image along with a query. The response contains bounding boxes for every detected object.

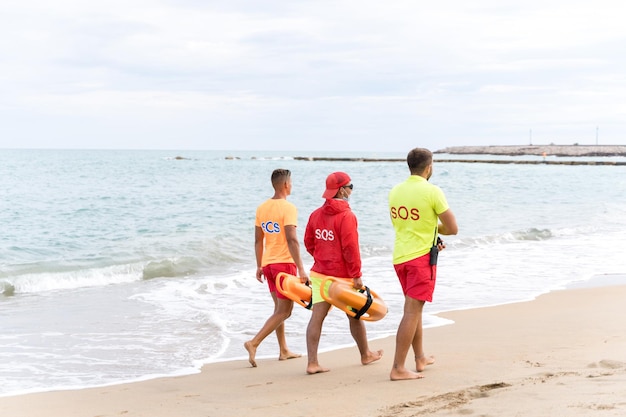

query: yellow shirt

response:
[389,176,449,264]
[255,199,298,266]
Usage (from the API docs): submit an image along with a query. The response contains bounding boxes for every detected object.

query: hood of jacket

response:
[321,198,350,215]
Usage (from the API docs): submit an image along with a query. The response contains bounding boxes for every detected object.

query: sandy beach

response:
[2,280,625,417]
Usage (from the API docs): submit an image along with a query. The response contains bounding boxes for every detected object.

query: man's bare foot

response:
[306,364,330,374]
[279,350,302,361]
[390,367,425,381]
[243,341,257,367]
[362,349,384,365]
[415,355,435,372]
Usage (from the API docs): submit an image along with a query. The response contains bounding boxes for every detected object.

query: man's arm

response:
[254,226,264,282]
[437,209,458,236]
[285,225,309,283]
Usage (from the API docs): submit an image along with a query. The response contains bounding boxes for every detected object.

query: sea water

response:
[1,149,625,397]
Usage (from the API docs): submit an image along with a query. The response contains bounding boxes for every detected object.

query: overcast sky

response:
[1,1,625,152]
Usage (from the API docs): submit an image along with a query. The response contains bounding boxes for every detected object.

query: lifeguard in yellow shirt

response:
[388,148,458,381]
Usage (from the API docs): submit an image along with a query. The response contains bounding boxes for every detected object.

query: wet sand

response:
[1,280,625,417]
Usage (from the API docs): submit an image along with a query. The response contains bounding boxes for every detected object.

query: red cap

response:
[322,171,351,199]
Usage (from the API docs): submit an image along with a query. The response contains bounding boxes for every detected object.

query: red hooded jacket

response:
[304,199,362,279]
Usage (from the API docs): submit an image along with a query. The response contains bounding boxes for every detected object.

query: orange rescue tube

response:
[276,272,313,310]
[320,276,387,321]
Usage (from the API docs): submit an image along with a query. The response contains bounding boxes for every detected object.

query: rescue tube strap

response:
[351,286,373,319]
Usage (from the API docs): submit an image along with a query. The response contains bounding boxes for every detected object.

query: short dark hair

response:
[271,169,291,187]
[407,148,432,175]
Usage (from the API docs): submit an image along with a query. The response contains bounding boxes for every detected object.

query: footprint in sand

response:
[587,359,626,369]
[599,359,626,369]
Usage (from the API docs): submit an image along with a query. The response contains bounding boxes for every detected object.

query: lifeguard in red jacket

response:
[303,171,383,374]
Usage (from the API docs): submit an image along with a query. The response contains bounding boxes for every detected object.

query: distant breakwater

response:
[295,144,626,165]
[289,157,625,166]
[436,144,626,157]
[221,145,626,166]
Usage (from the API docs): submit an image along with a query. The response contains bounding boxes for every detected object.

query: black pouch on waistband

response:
[429,245,439,266]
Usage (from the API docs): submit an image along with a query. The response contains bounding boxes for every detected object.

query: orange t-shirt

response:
[255,199,298,266]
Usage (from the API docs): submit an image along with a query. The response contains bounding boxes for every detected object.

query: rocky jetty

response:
[436,145,626,157]
[225,145,626,165]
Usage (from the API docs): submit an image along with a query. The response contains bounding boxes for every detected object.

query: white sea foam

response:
[5,264,143,294]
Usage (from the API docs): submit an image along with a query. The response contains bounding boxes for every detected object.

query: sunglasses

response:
[343,184,353,190]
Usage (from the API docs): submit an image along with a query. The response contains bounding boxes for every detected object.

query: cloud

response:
[1,0,625,151]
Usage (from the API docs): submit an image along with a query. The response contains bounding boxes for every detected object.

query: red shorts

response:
[394,253,437,302]
[263,263,297,300]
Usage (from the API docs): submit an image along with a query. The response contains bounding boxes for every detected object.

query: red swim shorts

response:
[394,253,437,302]
[263,263,297,300]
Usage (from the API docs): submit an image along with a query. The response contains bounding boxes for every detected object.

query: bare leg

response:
[244,293,295,367]
[274,300,301,361]
[347,316,383,365]
[306,302,331,374]
[410,307,435,371]
[390,296,425,380]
